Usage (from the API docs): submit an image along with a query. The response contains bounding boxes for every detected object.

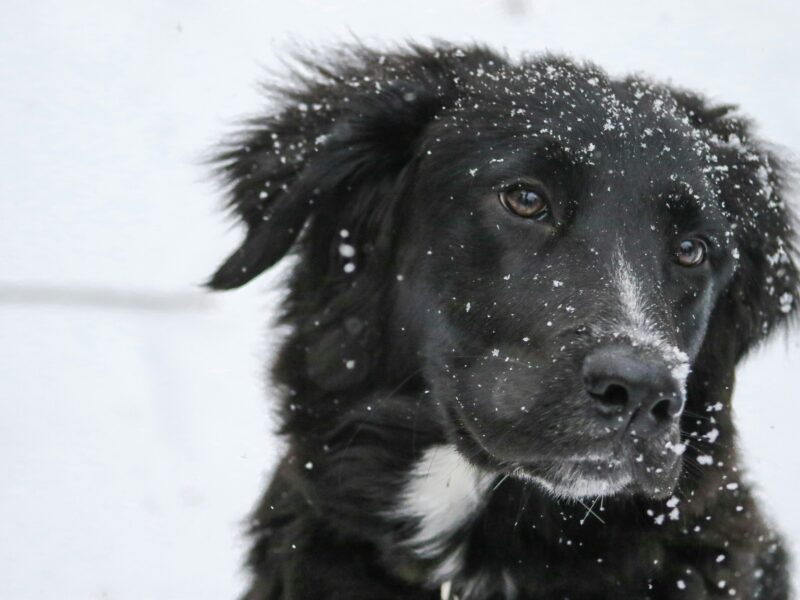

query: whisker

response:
[493,473,511,491]
[577,496,606,525]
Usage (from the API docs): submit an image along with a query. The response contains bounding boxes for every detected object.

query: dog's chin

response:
[509,453,683,500]
[511,458,635,499]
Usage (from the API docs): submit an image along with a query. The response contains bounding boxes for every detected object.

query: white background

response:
[1,1,798,598]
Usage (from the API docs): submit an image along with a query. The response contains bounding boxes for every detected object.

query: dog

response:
[209,43,798,599]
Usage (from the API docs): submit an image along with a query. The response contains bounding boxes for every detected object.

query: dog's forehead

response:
[450,59,709,170]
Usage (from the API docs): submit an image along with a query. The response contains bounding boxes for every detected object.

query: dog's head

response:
[210,45,798,500]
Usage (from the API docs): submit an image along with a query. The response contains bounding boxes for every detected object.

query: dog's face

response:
[210,49,797,503]
[397,76,739,499]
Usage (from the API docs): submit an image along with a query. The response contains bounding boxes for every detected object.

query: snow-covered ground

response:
[1,1,798,598]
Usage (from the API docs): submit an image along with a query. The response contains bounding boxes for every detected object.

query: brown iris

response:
[675,238,708,267]
[498,185,550,220]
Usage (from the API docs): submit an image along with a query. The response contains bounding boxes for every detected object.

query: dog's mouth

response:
[448,404,683,500]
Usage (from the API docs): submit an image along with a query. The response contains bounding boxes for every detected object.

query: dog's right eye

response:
[498,185,551,221]
[675,238,708,268]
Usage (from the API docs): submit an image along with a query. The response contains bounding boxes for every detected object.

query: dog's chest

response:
[392,445,502,593]
[393,445,492,561]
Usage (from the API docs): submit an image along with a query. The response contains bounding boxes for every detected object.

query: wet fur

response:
[209,43,798,599]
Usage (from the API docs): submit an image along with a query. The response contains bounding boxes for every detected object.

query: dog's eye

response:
[675,238,708,267]
[498,186,550,220]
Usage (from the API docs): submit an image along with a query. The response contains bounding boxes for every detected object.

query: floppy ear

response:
[673,92,799,360]
[207,44,489,290]
[208,44,506,389]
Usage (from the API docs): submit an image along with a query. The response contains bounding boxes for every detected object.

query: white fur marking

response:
[613,249,669,350]
[395,445,491,562]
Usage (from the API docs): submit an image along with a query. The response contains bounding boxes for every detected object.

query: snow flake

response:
[779,292,794,314]
[668,442,687,456]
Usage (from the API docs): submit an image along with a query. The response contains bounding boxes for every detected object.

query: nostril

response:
[650,397,674,423]
[590,382,629,414]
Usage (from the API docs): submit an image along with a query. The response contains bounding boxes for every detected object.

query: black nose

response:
[582,346,684,437]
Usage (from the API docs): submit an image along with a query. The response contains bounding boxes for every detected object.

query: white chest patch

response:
[393,444,492,568]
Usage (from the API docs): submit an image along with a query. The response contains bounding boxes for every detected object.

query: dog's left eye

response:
[498,185,550,220]
[675,238,708,267]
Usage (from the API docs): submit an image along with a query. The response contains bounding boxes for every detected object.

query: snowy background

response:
[1,1,798,598]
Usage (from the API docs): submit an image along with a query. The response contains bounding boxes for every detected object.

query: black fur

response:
[209,43,798,599]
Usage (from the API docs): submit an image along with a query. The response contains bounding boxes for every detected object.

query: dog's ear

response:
[207,45,483,290]
[208,45,506,390]
[673,92,799,360]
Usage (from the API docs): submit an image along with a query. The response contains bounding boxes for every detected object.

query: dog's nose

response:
[582,346,684,436]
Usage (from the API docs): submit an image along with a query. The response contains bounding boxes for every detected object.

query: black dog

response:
[209,43,798,599]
